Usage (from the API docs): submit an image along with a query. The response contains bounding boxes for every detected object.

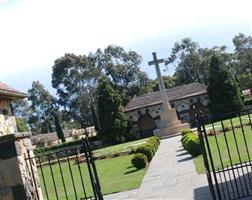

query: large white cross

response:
[148,52,171,110]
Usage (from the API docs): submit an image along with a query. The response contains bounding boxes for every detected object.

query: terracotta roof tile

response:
[125,82,207,112]
[0,82,27,99]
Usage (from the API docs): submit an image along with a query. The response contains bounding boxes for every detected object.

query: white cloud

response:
[0,0,251,78]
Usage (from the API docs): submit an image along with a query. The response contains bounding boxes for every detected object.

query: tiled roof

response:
[0,82,27,99]
[125,83,207,112]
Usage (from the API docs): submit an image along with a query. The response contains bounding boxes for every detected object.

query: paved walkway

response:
[105,135,211,200]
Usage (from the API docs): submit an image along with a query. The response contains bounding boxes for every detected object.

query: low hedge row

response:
[131,136,160,169]
[181,129,201,157]
[33,136,100,155]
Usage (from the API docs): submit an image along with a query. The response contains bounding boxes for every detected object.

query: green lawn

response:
[93,138,148,157]
[37,137,150,200]
[38,154,147,200]
[204,114,251,131]
[194,126,252,174]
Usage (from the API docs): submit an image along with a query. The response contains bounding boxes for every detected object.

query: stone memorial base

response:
[154,108,190,138]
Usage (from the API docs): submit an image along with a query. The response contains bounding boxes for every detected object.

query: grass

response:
[38,154,147,200]
[37,137,150,200]
[93,138,148,156]
[204,114,250,131]
[194,124,252,174]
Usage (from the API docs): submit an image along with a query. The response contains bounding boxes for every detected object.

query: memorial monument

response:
[148,52,190,138]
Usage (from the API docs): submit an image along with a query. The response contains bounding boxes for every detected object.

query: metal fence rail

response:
[26,136,103,200]
[197,110,252,200]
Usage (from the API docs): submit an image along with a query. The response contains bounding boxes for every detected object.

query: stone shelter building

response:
[0,82,27,136]
[125,83,209,138]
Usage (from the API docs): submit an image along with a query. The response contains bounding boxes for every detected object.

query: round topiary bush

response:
[146,140,158,151]
[135,145,154,162]
[145,142,156,155]
[181,133,194,148]
[131,153,148,169]
[151,136,160,145]
[183,134,201,157]
[181,129,193,136]
[148,138,159,149]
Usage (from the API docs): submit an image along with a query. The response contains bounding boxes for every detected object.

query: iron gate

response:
[197,110,252,200]
[26,135,103,200]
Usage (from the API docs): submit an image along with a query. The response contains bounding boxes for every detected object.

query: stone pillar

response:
[0,133,43,200]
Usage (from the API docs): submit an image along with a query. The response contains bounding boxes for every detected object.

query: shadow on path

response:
[194,185,211,200]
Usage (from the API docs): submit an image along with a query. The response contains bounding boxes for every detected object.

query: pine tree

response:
[53,111,66,143]
[207,55,244,116]
[97,77,128,144]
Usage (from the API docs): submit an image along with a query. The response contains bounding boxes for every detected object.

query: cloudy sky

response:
[0,0,251,93]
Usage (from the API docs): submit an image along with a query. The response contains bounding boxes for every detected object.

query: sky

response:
[0,0,251,94]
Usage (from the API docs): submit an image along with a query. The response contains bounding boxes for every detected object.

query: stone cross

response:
[148,52,171,110]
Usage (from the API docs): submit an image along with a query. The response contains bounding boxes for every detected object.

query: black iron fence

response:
[26,136,103,200]
[197,110,252,200]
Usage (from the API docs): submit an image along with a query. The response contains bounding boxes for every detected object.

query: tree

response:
[52,53,101,129]
[166,38,231,85]
[15,118,29,132]
[94,45,151,104]
[149,75,177,92]
[97,77,128,144]
[53,111,66,142]
[207,55,244,116]
[28,81,57,133]
[238,72,252,90]
[12,99,32,130]
[233,33,252,74]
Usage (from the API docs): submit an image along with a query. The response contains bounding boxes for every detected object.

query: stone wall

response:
[126,94,209,134]
[0,115,17,136]
[31,126,97,148]
[0,133,43,200]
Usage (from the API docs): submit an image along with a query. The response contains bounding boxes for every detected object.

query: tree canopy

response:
[166,38,232,86]
[207,55,244,116]
[12,34,252,138]
[52,53,101,128]
[97,77,128,144]
[28,81,57,133]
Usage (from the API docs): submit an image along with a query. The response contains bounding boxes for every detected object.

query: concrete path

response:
[105,135,211,200]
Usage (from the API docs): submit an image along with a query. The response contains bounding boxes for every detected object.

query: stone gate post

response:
[0,133,43,200]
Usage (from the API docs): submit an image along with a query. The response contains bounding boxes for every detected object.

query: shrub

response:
[183,134,201,157]
[145,142,156,155]
[151,136,160,145]
[131,153,148,169]
[146,140,157,151]
[149,137,159,146]
[181,129,193,136]
[146,136,161,154]
[135,145,154,162]
[181,133,193,148]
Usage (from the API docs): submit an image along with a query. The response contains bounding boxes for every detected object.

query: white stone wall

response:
[0,115,17,136]
[126,94,209,130]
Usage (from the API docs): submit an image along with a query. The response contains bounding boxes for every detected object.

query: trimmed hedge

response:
[181,129,193,136]
[131,153,148,169]
[135,145,154,162]
[33,136,100,155]
[133,136,160,163]
[181,131,201,157]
